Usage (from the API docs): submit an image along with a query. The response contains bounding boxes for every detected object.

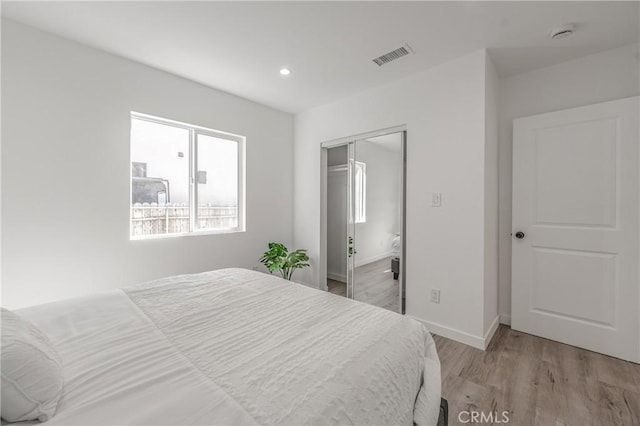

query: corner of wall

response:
[410,316,488,350]
[483,51,500,336]
[2,20,296,308]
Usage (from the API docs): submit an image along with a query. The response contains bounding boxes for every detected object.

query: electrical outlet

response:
[430,289,440,304]
[432,193,442,207]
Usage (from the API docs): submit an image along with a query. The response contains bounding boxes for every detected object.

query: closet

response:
[322,130,406,313]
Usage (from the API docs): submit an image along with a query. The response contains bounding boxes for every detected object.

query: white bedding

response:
[14,268,441,426]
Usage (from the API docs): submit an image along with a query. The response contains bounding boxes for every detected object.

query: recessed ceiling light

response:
[549,24,575,40]
[279,68,291,76]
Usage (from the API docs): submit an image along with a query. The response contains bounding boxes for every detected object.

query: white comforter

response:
[15,268,441,426]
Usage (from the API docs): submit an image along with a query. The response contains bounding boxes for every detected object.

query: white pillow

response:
[1,307,64,422]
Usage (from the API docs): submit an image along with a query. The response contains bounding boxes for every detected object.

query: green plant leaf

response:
[259,243,309,280]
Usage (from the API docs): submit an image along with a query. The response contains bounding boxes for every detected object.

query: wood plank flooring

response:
[434,325,640,426]
[326,260,639,424]
[327,257,399,313]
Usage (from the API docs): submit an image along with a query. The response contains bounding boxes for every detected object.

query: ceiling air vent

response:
[372,44,413,66]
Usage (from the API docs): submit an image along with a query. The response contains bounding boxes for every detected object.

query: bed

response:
[6,268,441,425]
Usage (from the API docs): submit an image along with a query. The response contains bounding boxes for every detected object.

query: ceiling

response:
[2,1,638,114]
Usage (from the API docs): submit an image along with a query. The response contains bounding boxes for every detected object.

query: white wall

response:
[327,145,347,167]
[353,141,401,267]
[484,56,499,335]
[497,43,640,324]
[327,167,347,281]
[294,50,498,346]
[326,146,348,281]
[1,20,294,309]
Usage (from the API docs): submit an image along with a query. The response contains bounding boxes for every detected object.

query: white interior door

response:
[512,96,639,363]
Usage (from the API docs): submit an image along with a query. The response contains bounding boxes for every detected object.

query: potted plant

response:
[259,242,310,281]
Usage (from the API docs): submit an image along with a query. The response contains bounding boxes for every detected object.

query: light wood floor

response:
[327,257,399,313]
[434,325,640,426]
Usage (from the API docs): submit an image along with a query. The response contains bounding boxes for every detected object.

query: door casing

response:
[511,97,639,362]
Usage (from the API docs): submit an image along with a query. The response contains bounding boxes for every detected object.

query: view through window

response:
[130,113,244,238]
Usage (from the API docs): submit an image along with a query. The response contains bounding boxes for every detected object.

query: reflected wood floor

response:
[434,325,640,425]
[327,257,399,313]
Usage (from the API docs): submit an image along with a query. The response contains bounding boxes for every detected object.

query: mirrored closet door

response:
[324,130,406,314]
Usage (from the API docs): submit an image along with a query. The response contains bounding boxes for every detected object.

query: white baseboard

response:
[484,315,500,348]
[354,252,393,268]
[408,315,500,350]
[408,316,486,350]
[326,272,346,283]
[499,314,511,326]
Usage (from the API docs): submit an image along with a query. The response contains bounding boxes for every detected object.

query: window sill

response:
[130,228,246,241]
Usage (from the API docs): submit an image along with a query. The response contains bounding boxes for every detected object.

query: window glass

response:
[131,118,190,237]
[130,113,244,239]
[196,134,239,231]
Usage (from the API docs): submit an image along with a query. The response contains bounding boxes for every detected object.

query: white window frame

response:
[130,111,246,240]
[354,161,366,223]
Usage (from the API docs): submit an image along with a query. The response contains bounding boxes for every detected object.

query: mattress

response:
[13,268,441,425]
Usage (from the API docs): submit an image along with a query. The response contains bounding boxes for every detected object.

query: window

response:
[130,112,245,239]
[132,162,147,178]
[354,161,366,223]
